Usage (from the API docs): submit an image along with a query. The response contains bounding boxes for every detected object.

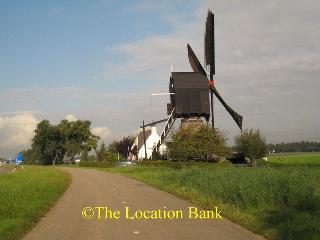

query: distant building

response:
[131,126,167,160]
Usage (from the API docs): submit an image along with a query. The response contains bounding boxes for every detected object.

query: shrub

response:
[168,125,229,161]
[234,128,267,164]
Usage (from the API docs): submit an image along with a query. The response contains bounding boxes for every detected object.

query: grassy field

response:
[105,163,320,240]
[268,152,320,165]
[0,166,70,240]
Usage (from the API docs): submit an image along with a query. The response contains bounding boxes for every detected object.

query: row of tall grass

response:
[0,166,70,240]
[106,164,320,240]
[79,160,115,168]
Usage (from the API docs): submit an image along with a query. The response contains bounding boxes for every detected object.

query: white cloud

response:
[64,113,78,122]
[92,126,112,141]
[0,114,38,155]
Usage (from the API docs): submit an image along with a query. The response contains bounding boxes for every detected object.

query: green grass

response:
[268,152,320,165]
[104,164,320,240]
[0,166,70,240]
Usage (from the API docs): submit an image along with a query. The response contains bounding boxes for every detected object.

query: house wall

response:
[138,130,160,160]
[131,127,168,160]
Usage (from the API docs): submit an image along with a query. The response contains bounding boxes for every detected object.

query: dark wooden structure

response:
[148,9,244,158]
[169,72,210,122]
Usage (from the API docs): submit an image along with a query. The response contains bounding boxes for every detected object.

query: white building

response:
[131,126,167,160]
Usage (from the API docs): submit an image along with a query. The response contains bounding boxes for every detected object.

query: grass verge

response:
[104,164,320,240]
[0,166,70,240]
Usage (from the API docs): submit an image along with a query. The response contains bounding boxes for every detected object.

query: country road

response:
[23,168,265,240]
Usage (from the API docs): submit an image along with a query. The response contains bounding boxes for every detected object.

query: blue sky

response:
[1,0,320,157]
[0,1,184,89]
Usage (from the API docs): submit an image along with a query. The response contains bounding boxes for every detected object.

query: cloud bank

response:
[0,114,38,156]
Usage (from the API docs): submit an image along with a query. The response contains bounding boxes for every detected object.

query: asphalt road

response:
[23,167,265,240]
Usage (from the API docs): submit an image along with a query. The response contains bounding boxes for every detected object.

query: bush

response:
[168,125,229,161]
[234,128,267,164]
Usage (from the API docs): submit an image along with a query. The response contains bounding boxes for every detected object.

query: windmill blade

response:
[205,10,215,79]
[187,44,207,77]
[187,43,242,129]
[210,86,243,130]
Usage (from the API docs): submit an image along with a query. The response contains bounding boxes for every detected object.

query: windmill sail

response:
[187,44,207,76]
[205,10,215,79]
[211,86,243,130]
[187,43,243,130]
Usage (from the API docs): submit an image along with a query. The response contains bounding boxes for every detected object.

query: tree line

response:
[167,126,267,164]
[23,119,99,165]
[94,136,135,162]
[22,117,293,165]
[267,141,320,153]
[22,119,135,165]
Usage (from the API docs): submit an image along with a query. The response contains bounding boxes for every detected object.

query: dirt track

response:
[23,167,265,240]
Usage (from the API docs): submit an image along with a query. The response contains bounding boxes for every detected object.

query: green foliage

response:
[23,119,99,165]
[58,119,99,163]
[268,141,320,153]
[107,141,118,153]
[30,120,64,165]
[104,151,119,162]
[234,128,267,163]
[22,148,41,165]
[108,164,320,240]
[0,166,70,240]
[105,136,135,158]
[95,142,120,162]
[116,136,135,157]
[96,142,106,161]
[168,125,229,161]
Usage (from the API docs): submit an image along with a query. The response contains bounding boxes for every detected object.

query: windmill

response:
[187,9,243,130]
[148,10,243,157]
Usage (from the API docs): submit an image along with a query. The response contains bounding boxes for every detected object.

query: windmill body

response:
[169,72,210,122]
[150,9,243,157]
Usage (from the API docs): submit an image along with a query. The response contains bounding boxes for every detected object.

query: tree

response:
[22,148,41,164]
[267,141,320,153]
[104,150,119,163]
[96,142,106,161]
[234,128,267,164]
[168,125,229,161]
[116,136,135,157]
[58,119,99,163]
[106,137,134,160]
[32,120,64,165]
[95,142,119,162]
[30,119,99,165]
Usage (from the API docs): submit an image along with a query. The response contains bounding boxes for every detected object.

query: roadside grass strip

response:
[0,166,70,240]
[105,164,320,240]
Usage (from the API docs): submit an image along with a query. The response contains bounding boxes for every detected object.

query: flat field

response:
[0,166,70,240]
[268,152,320,165]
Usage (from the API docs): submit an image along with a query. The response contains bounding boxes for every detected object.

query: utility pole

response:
[142,120,147,160]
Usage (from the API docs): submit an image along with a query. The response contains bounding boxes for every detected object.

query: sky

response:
[0,0,320,158]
